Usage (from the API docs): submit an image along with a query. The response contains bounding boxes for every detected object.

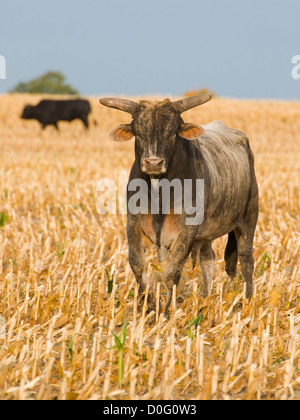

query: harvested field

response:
[0,94,299,400]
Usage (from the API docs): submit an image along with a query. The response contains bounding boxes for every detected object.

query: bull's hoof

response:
[246,282,253,301]
[226,268,237,279]
[164,310,170,320]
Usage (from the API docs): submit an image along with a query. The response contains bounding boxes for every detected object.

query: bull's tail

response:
[225,230,238,278]
[191,250,198,269]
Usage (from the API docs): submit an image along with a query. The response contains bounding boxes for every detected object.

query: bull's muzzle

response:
[142,157,166,175]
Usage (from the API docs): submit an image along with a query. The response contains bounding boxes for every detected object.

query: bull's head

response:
[21,105,34,119]
[100,95,211,176]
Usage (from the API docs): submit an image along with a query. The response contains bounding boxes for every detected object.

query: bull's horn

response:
[173,94,212,114]
[99,98,137,115]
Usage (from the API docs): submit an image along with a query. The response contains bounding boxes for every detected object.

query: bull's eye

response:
[135,105,147,114]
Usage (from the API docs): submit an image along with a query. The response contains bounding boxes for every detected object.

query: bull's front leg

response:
[127,215,158,312]
[127,215,147,291]
[164,226,198,317]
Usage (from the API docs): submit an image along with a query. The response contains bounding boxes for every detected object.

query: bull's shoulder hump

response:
[202,120,246,137]
[201,120,249,148]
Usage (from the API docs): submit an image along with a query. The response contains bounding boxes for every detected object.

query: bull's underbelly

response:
[195,217,241,241]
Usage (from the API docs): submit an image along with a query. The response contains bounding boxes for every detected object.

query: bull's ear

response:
[109,124,134,142]
[179,123,205,140]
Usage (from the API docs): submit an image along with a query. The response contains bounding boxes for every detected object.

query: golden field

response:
[0,94,299,400]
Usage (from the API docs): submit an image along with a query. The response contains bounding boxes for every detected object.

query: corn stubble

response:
[0,94,299,400]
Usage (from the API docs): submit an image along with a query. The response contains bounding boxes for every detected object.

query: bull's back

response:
[38,100,90,121]
[195,121,253,239]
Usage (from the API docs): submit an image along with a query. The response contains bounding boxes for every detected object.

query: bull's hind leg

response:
[200,241,216,297]
[236,228,255,299]
[225,231,239,278]
[236,183,259,300]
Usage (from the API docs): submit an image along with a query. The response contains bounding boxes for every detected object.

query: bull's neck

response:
[164,135,205,181]
[129,136,205,222]
[132,135,205,185]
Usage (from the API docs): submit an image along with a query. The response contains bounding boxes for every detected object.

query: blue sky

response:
[0,0,299,99]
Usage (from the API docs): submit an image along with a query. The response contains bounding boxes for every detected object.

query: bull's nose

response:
[142,157,166,175]
[144,158,164,166]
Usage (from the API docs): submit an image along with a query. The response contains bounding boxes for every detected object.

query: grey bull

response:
[100,95,259,316]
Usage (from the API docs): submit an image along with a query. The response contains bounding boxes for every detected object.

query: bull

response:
[100,95,259,317]
[21,99,91,130]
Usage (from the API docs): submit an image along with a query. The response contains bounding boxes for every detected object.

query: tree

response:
[11,71,79,95]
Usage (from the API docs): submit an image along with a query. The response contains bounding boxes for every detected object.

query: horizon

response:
[1,0,300,100]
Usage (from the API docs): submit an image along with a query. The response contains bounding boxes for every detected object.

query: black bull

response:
[21,99,91,129]
[100,95,259,317]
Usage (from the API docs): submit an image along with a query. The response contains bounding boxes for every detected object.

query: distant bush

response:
[184,87,216,98]
[10,71,79,95]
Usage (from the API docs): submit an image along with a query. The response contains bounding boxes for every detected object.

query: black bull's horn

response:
[99,94,212,115]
